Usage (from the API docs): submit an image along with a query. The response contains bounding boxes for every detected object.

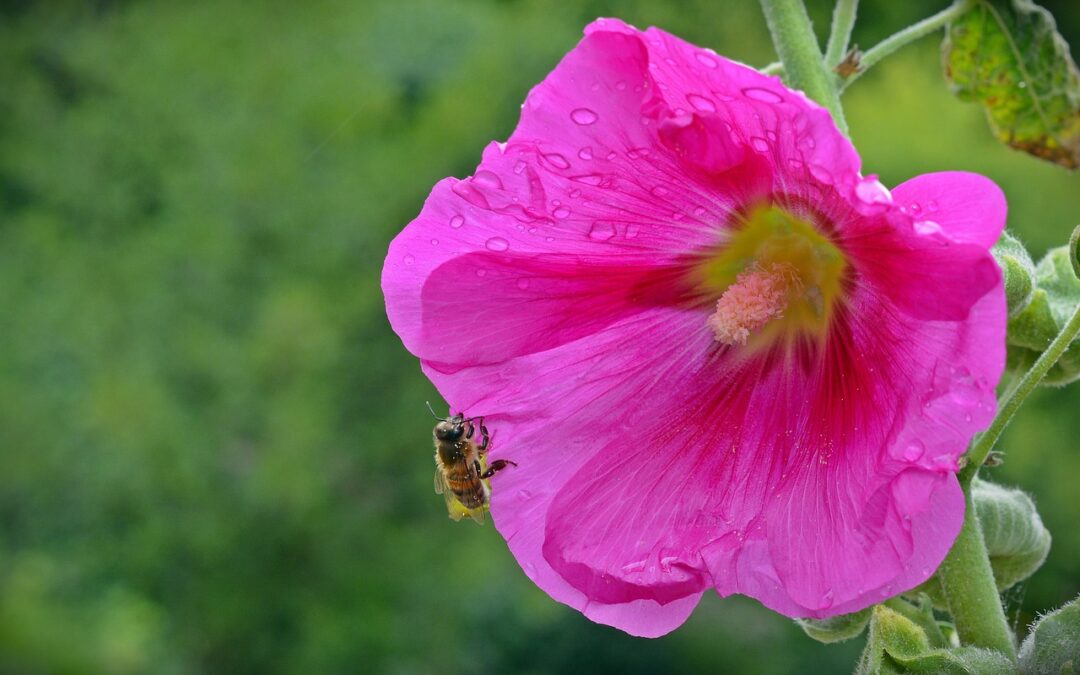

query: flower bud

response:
[797,607,871,644]
[1018,594,1080,674]
[856,606,930,674]
[914,480,1050,608]
[1007,244,1080,386]
[992,231,1036,317]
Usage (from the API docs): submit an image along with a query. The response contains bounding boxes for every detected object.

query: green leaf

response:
[943,0,1080,168]
[797,607,872,644]
[1019,595,1080,674]
[898,647,1016,674]
[993,230,1038,316]
[1007,244,1080,385]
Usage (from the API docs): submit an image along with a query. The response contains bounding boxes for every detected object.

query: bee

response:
[428,402,516,524]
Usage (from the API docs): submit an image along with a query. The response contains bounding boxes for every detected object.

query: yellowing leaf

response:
[943,0,1080,168]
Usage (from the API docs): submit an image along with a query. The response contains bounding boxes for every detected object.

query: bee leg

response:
[465,419,475,440]
[480,459,517,479]
[477,420,491,454]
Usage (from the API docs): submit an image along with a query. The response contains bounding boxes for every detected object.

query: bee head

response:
[434,419,465,442]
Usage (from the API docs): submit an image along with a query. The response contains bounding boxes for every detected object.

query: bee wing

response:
[434,469,470,522]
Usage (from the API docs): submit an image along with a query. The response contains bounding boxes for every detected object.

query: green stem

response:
[759,0,848,134]
[936,483,1017,657]
[761,61,784,75]
[841,0,976,89]
[961,299,1080,481]
[824,0,859,68]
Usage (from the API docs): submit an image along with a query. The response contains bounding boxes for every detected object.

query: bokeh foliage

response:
[0,1,1077,674]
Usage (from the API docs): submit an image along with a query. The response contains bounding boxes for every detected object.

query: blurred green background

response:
[1,1,1078,673]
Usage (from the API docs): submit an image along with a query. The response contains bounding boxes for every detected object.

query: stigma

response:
[707,263,798,346]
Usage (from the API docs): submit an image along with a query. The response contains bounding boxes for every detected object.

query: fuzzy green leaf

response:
[1019,595,1080,674]
[943,0,1080,168]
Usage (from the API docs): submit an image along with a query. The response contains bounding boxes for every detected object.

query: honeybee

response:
[428,402,516,524]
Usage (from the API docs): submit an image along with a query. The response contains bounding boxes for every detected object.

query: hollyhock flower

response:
[382,18,1006,637]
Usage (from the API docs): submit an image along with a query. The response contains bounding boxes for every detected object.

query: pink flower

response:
[382,19,1006,637]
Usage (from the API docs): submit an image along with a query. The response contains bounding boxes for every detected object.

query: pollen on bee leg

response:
[707,263,796,346]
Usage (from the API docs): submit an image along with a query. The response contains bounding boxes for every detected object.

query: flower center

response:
[707,263,799,346]
[694,204,847,348]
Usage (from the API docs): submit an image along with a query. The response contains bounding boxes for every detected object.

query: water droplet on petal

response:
[473,170,503,188]
[588,221,616,241]
[626,223,640,238]
[750,137,769,152]
[621,559,647,574]
[903,441,925,461]
[927,199,939,211]
[485,237,509,252]
[403,254,415,265]
[475,268,487,277]
[651,185,670,197]
[571,173,603,186]
[615,80,628,91]
[742,86,784,103]
[605,151,618,161]
[542,153,571,169]
[449,215,464,229]
[820,589,835,609]
[578,146,593,160]
[856,178,892,205]
[517,489,533,500]
[695,52,718,68]
[513,161,526,175]
[660,556,678,573]
[914,220,942,235]
[688,93,716,112]
[430,238,439,246]
[552,206,571,219]
[571,108,598,125]
[516,278,530,290]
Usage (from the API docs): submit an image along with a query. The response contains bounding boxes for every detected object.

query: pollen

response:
[707,263,797,346]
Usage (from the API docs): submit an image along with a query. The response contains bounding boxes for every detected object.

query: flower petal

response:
[892,172,1007,248]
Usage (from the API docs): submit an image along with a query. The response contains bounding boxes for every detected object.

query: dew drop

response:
[568,189,582,198]
[914,220,943,235]
[475,268,486,277]
[626,223,640,239]
[571,107,599,125]
[788,158,805,170]
[766,130,778,142]
[903,441,925,461]
[403,254,415,265]
[588,221,617,241]
[578,146,593,160]
[927,199,939,211]
[449,215,464,229]
[543,153,571,169]
[485,236,509,252]
[820,589,835,609]
[513,161,526,175]
[651,185,670,197]
[660,556,678,573]
[552,206,571,219]
[695,52,718,68]
[571,173,603,186]
[856,178,892,205]
[473,170,503,188]
[687,93,716,112]
[742,86,784,103]
[615,80,628,91]
[516,278,530,290]
[750,136,769,152]
[693,206,707,217]
[517,489,533,501]
[430,238,439,246]
[606,151,618,161]
[621,559,647,574]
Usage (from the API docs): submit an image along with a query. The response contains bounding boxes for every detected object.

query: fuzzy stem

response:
[962,300,1080,481]
[824,0,859,68]
[759,0,848,134]
[841,0,976,89]
[936,482,1017,657]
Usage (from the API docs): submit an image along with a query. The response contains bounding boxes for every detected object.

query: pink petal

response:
[892,172,1007,248]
